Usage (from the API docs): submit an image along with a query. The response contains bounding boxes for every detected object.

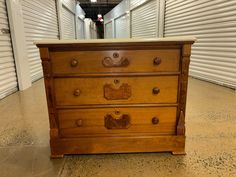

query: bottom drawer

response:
[58,107,177,137]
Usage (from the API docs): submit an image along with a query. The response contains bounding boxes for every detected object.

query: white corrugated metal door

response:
[115,14,130,38]
[62,5,76,39]
[77,18,84,39]
[0,0,18,99]
[131,0,158,38]
[105,21,113,39]
[165,0,236,89]
[22,0,59,82]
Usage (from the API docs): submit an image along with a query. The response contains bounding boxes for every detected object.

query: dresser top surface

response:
[35,36,196,46]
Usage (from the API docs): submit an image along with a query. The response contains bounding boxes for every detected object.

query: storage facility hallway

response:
[0,78,235,177]
[1,0,236,177]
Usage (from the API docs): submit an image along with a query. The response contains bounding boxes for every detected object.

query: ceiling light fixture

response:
[90,0,97,2]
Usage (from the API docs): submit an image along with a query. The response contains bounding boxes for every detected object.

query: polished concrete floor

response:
[0,78,235,177]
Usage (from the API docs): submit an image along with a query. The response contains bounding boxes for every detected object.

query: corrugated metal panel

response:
[105,21,113,39]
[77,18,84,39]
[131,0,157,38]
[0,0,18,99]
[62,6,76,39]
[130,0,150,9]
[115,14,130,38]
[104,0,129,23]
[90,22,97,39]
[22,0,59,82]
[165,0,236,89]
[62,0,76,13]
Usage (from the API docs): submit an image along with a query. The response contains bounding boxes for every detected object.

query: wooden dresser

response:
[36,37,195,158]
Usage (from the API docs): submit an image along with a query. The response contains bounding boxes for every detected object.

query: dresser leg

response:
[171,150,186,155]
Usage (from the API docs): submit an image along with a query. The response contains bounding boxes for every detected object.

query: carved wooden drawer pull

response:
[102,52,129,67]
[73,89,81,96]
[71,59,78,67]
[152,87,160,95]
[104,114,131,129]
[153,57,161,65]
[76,119,83,127]
[152,117,159,125]
[104,83,131,100]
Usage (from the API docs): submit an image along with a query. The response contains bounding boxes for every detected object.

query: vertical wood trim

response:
[39,48,59,139]
[177,44,191,135]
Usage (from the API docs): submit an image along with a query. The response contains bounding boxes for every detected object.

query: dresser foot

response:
[172,150,186,155]
[50,154,64,159]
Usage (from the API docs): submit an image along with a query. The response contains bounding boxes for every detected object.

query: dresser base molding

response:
[50,135,185,158]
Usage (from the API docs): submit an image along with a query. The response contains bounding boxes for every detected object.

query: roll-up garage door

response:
[131,0,157,38]
[77,18,84,39]
[115,14,130,38]
[22,0,59,82]
[62,6,76,39]
[164,0,236,89]
[0,0,18,99]
[105,21,113,39]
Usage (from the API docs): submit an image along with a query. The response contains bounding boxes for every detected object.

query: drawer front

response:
[54,76,178,106]
[58,107,177,137]
[50,49,180,74]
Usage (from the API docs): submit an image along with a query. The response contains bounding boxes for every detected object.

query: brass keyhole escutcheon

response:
[113,52,119,58]
[114,79,120,84]
[115,110,120,115]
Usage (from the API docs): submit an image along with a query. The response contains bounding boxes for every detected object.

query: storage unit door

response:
[77,18,84,39]
[164,0,236,89]
[105,21,113,39]
[115,14,130,38]
[62,6,76,39]
[131,0,157,38]
[22,0,59,82]
[0,0,18,99]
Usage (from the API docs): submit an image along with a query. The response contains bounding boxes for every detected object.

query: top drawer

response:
[50,49,180,74]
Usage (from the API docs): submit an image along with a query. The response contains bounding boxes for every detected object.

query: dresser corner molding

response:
[177,110,185,135]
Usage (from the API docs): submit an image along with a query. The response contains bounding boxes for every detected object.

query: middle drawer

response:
[54,76,178,106]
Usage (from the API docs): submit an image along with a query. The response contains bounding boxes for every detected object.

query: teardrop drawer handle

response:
[73,89,81,96]
[152,117,159,125]
[104,114,131,129]
[102,57,129,67]
[71,59,78,67]
[153,57,161,65]
[152,87,160,94]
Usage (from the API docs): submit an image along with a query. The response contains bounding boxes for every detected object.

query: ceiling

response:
[78,0,122,21]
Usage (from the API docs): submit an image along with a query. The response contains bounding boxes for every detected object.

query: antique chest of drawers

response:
[36,37,195,158]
